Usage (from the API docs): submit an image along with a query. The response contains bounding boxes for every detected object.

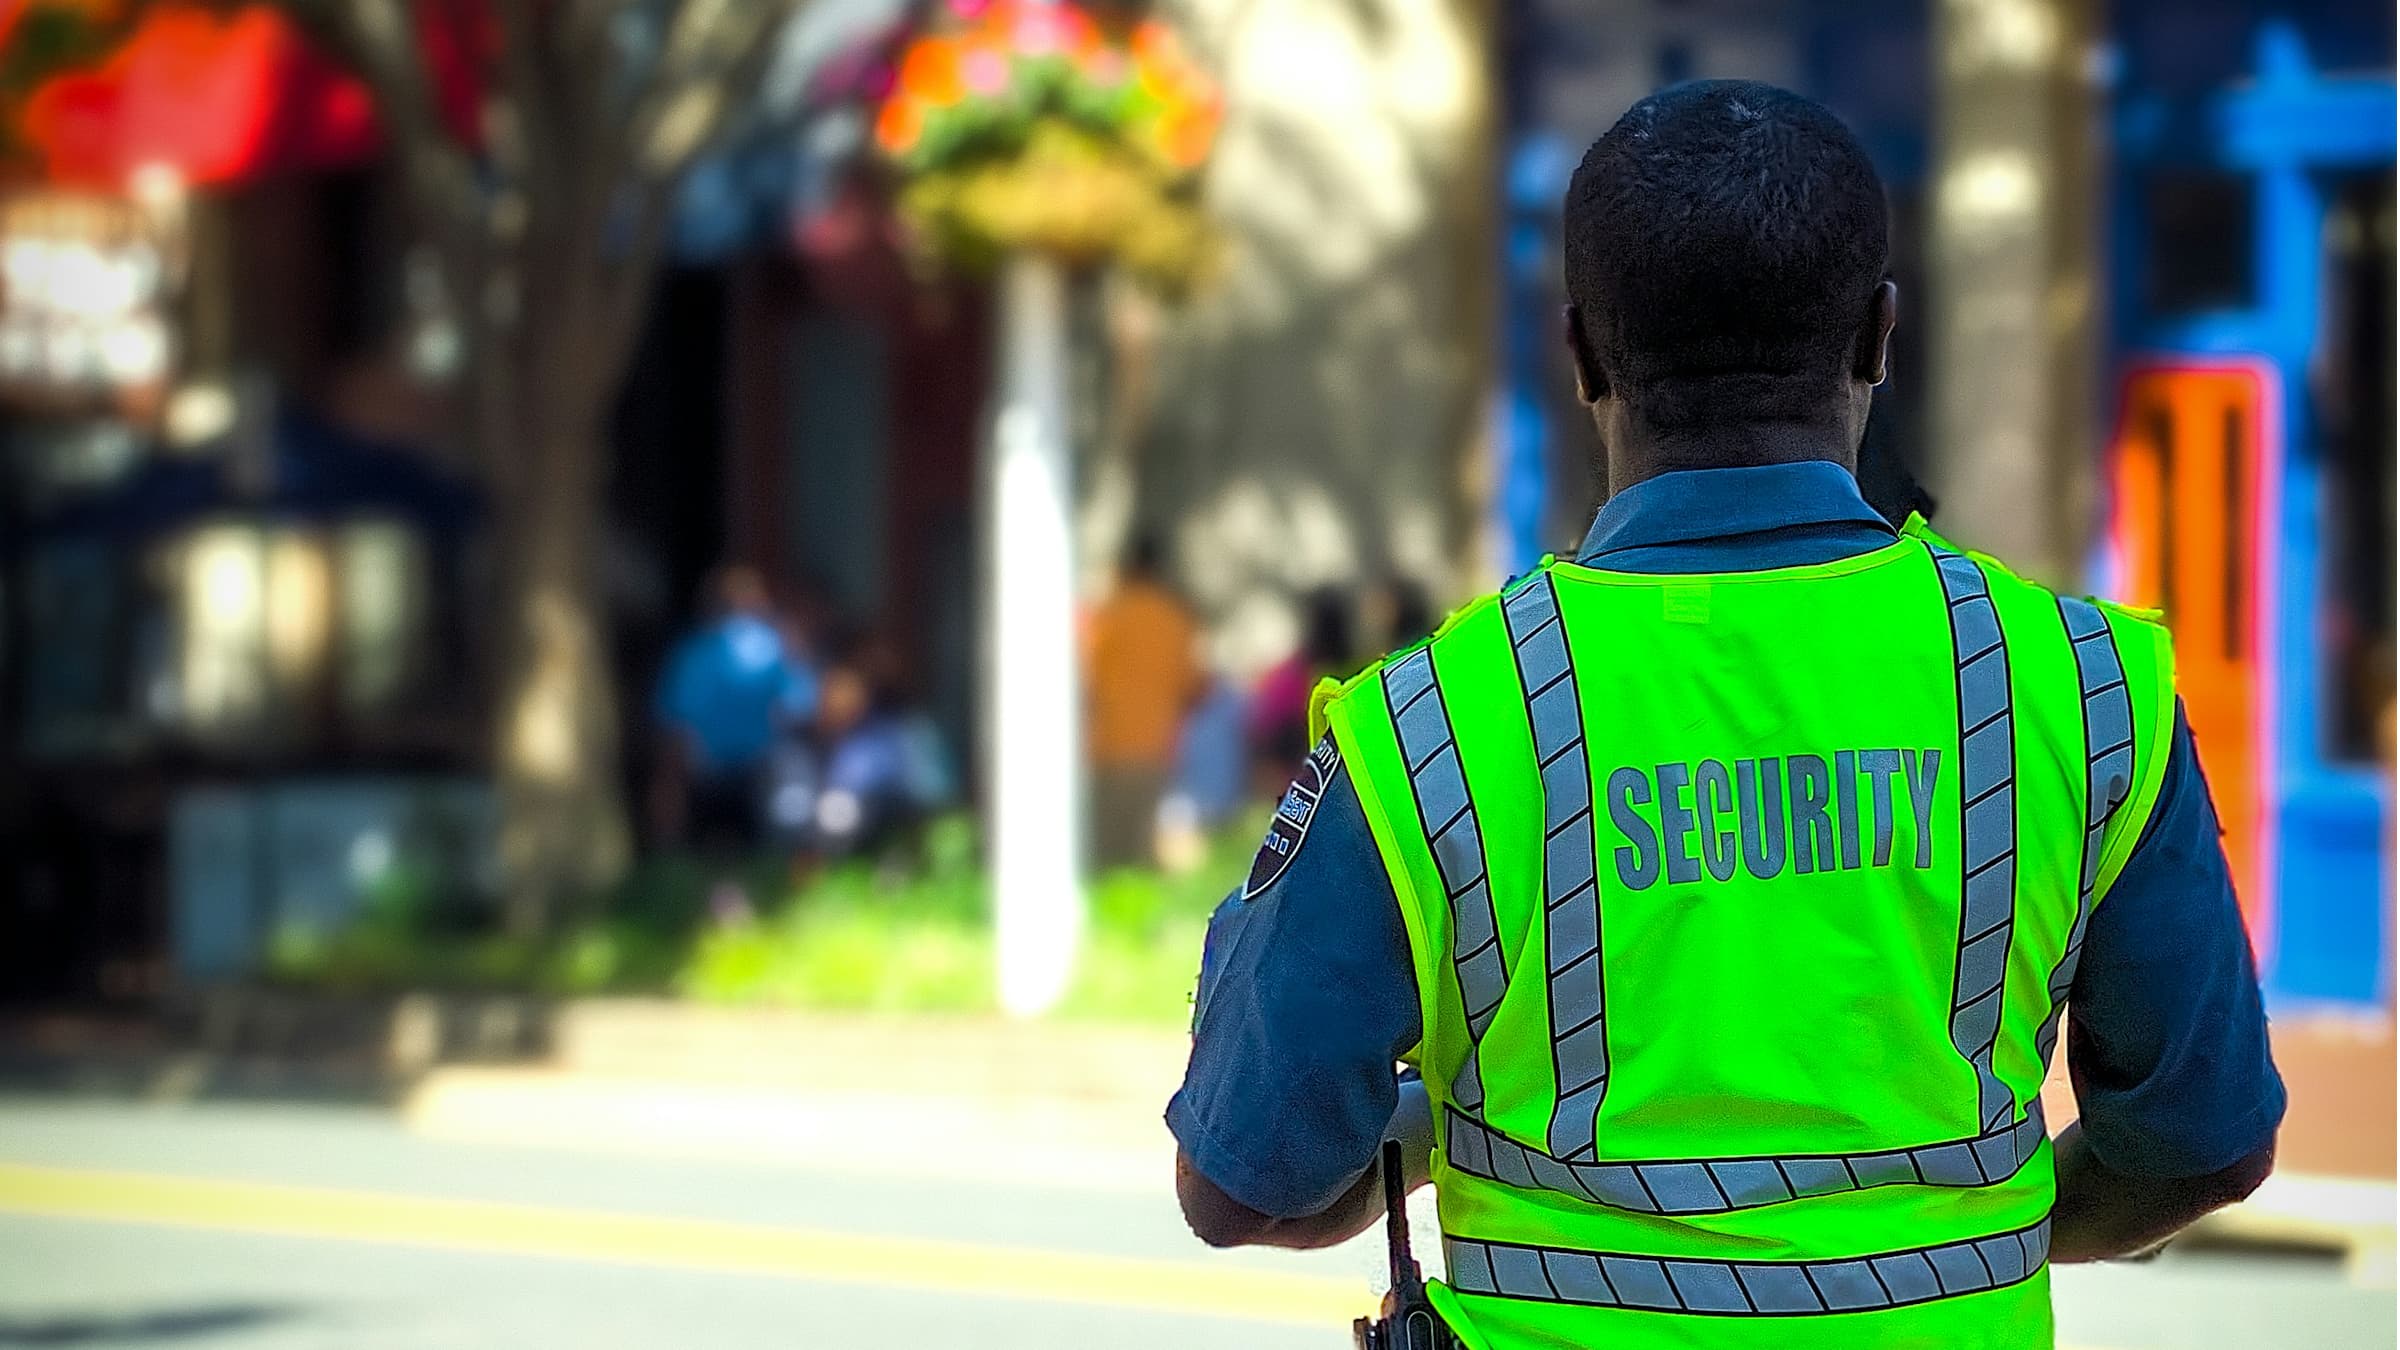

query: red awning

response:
[21,2,487,191]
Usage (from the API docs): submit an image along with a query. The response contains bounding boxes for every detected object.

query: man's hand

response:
[1176,1079,1435,1250]
[2049,1119,2276,1263]
[1177,1149,1388,1250]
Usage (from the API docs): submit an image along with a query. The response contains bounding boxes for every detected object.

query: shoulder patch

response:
[1243,733,1341,900]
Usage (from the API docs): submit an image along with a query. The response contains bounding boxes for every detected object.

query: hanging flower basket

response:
[872,0,1222,293]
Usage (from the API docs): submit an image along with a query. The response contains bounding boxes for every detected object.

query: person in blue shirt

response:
[650,565,819,853]
[1170,81,2282,1267]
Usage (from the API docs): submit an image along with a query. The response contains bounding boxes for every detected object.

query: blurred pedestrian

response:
[1157,674,1249,873]
[1084,533,1206,868]
[648,564,819,855]
[760,581,836,851]
[1245,585,1352,798]
[1361,573,1436,654]
[808,632,955,862]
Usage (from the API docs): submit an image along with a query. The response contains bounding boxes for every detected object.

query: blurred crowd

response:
[645,542,1436,883]
[1082,535,1433,874]
[646,565,956,871]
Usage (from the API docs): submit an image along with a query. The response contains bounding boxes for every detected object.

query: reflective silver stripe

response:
[1434,547,2053,1215]
[1932,548,2018,1132]
[2038,598,2139,1066]
[1501,574,1608,1162]
[1444,1099,2047,1215]
[1385,646,1505,1115]
[1442,1219,2051,1315]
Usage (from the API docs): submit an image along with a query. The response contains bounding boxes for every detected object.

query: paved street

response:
[0,1096,2387,1349]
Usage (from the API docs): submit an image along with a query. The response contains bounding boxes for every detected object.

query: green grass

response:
[267,810,1267,1027]
[679,812,1263,1025]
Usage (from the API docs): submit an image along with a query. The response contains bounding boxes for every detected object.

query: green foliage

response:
[266,809,1272,1027]
[0,4,119,165]
[874,9,1222,293]
[262,850,719,998]
[679,815,996,1011]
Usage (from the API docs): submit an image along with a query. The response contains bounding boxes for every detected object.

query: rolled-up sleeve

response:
[2066,703,2287,1178]
[1167,753,1421,1218]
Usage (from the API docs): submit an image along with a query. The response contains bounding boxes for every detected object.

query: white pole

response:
[986,252,1084,1017]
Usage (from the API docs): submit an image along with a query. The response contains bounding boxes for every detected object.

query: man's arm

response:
[1167,742,1427,1249]
[2050,1118,2274,1263]
[1178,1077,1433,1249]
[2051,704,2285,1262]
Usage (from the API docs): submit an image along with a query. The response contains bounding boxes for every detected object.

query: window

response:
[337,519,431,716]
[23,539,124,752]
[2142,172,2254,314]
[2317,172,2395,763]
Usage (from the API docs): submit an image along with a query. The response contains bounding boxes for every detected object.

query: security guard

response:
[1169,82,2282,1350]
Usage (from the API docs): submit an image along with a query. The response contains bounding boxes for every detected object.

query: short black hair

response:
[1301,586,1354,667]
[1121,530,1169,579]
[1563,80,1888,427]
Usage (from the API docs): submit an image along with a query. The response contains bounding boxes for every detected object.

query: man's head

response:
[1562,80,1897,489]
[709,564,771,618]
[1120,531,1169,584]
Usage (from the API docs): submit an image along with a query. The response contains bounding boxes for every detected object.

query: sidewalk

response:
[22,992,2368,1276]
[405,1002,1188,1193]
[405,1000,2396,1283]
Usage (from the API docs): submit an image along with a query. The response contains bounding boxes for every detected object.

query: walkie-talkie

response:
[1352,1141,1462,1350]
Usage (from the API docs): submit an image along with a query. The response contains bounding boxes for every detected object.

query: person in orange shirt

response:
[1085,533,1208,868]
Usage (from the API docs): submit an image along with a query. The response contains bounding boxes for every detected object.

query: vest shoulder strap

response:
[1905,514,2179,904]
[2081,595,2178,904]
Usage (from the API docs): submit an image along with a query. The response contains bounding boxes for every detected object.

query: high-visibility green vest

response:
[1311,519,2176,1350]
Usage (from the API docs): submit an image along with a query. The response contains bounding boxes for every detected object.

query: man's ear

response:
[1855,279,1898,385]
[1563,304,1607,404]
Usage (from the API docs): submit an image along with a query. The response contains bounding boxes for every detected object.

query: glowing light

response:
[1947,0,2060,73]
[349,832,394,883]
[338,522,426,711]
[179,525,267,731]
[163,382,236,445]
[264,532,333,690]
[1938,151,2042,225]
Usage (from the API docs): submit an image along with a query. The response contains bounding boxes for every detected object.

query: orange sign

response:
[2108,359,2278,953]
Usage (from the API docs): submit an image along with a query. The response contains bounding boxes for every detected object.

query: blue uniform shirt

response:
[1169,462,2287,1219]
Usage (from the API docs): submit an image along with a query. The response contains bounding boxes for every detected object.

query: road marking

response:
[0,1162,2128,1346]
[0,1163,1359,1328]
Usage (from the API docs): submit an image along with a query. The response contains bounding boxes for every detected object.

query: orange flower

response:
[1129,19,1184,72]
[875,95,926,154]
[879,5,1219,173]
[1157,108,1215,170]
[896,34,966,106]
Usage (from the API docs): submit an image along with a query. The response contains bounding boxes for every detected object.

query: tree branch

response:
[622,0,795,182]
[587,0,801,375]
[282,0,485,317]
[592,180,679,380]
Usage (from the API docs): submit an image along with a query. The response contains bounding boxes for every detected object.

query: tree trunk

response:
[1926,0,2101,581]
[487,402,632,940]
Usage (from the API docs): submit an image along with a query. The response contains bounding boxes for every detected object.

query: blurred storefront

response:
[2099,12,2393,1014]
[3,0,2387,1025]
[0,5,486,1000]
[1499,0,2395,1018]
[0,0,983,998]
